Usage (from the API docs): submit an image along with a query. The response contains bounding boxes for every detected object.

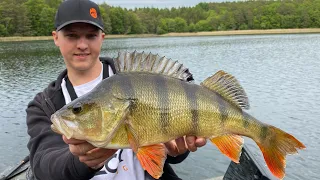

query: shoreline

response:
[1,28,320,42]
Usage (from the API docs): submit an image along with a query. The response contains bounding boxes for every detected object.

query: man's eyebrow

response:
[88,29,100,33]
[62,29,76,33]
[63,29,99,33]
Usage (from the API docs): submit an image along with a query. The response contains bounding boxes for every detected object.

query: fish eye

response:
[72,103,82,114]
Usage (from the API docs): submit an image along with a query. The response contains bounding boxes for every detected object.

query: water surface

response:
[0,34,319,179]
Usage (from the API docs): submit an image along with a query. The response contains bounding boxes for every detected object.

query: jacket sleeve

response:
[26,92,98,180]
[166,151,190,164]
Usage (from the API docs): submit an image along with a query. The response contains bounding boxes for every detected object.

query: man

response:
[26,0,206,179]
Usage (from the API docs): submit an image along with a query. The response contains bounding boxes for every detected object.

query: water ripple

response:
[1,34,319,179]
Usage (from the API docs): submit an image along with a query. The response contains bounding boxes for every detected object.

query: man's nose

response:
[77,37,88,50]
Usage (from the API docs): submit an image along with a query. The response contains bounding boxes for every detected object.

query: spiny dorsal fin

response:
[114,51,194,82]
[201,70,250,109]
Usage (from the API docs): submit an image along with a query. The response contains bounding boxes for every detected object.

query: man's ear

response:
[101,32,105,39]
[52,31,59,46]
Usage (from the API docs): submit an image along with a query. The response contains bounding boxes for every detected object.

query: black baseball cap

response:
[55,0,104,31]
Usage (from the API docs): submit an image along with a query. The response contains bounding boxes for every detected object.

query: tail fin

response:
[257,126,305,179]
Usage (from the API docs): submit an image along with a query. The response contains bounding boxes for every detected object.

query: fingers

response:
[195,137,206,147]
[175,137,187,154]
[62,135,86,145]
[85,160,105,170]
[79,148,117,162]
[63,135,97,156]
[186,136,197,152]
[186,136,207,152]
[165,137,188,157]
[69,143,95,156]
[62,135,118,169]
[79,148,117,169]
[164,140,178,157]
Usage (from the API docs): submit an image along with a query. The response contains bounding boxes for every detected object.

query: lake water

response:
[0,34,319,180]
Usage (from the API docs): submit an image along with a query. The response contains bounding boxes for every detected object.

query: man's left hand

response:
[164,136,206,157]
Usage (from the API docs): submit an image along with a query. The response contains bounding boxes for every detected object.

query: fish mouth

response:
[51,114,73,139]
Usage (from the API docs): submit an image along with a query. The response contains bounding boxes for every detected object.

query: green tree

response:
[0,0,14,35]
[25,0,50,35]
[127,11,143,34]
[196,2,209,11]
[99,3,112,34]
[136,9,159,34]
[110,7,125,34]
[156,26,166,35]
[15,4,32,36]
[167,18,176,32]
[157,18,168,34]
[0,0,31,36]
[206,10,220,30]
[2,0,320,37]
[44,0,62,9]
[188,23,196,32]
[174,17,187,32]
[195,20,212,31]
[0,24,8,36]
[38,6,55,35]
[220,11,236,30]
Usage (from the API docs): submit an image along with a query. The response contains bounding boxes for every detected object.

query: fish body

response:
[51,51,305,179]
[104,72,248,148]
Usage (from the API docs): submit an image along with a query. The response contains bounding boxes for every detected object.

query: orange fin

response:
[257,126,306,179]
[126,126,167,179]
[126,119,140,152]
[136,144,167,179]
[210,134,244,163]
[127,127,138,152]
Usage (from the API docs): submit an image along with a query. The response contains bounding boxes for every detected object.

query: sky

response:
[92,0,238,9]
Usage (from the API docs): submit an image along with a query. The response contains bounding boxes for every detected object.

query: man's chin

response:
[70,60,92,71]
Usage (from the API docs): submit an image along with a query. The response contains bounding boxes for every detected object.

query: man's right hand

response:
[62,135,117,170]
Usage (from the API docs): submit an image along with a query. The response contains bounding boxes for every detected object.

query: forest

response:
[0,0,319,36]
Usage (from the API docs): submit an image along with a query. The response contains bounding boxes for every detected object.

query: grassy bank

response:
[1,29,320,42]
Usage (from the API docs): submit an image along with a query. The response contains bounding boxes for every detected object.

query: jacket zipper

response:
[45,97,56,114]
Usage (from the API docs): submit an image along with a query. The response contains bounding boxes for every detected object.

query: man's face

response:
[52,23,105,72]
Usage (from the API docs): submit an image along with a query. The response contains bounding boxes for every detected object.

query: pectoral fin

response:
[136,144,167,179]
[210,134,244,163]
[127,126,166,179]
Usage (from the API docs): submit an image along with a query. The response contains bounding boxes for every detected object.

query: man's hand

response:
[164,136,206,157]
[63,135,117,169]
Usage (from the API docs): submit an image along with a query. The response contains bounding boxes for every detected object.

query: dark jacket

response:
[26,57,189,180]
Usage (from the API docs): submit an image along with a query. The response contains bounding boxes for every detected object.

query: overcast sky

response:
[92,0,238,9]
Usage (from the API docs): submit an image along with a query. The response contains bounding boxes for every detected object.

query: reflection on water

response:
[1,34,319,179]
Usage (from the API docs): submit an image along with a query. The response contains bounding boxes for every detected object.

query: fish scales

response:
[110,73,246,146]
[127,74,167,145]
[124,73,200,146]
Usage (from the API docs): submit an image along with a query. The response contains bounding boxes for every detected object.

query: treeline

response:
[1,0,320,37]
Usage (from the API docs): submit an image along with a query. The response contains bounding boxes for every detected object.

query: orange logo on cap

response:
[90,8,97,18]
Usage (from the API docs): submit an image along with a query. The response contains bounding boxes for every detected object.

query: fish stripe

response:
[216,94,229,124]
[242,111,250,128]
[154,75,170,134]
[118,74,135,97]
[181,81,199,134]
[260,126,268,140]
